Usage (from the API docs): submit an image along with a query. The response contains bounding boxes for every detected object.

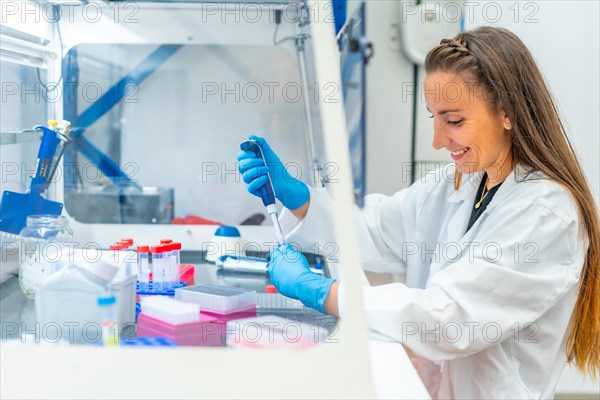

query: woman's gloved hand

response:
[268,245,335,313]
[237,135,310,210]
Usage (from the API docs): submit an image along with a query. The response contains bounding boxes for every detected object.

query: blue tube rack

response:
[93,337,177,347]
[136,281,186,296]
[121,337,177,347]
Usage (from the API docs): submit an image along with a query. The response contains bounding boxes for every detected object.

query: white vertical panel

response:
[366,1,415,194]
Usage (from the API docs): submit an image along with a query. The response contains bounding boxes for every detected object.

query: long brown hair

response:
[425,26,600,378]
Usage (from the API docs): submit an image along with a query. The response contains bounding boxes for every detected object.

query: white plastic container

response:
[175,284,256,314]
[35,249,138,343]
[36,260,118,344]
[77,248,138,331]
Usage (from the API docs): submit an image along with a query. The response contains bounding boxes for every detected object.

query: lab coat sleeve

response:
[278,186,337,253]
[280,174,435,274]
[357,202,583,361]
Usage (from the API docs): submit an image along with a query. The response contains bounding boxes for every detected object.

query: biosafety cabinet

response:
[0,0,377,397]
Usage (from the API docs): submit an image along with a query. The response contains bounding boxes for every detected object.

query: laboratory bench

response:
[0,250,337,343]
[0,250,431,399]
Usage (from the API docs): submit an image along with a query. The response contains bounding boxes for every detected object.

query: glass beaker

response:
[18,214,74,299]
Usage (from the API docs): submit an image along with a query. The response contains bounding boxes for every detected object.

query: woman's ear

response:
[498,106,512,131]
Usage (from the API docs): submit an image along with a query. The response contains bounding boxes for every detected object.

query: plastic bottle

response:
[98,293,119,345]
[18,214,74,299]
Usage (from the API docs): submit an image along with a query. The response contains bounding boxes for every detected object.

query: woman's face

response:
[424,71,512,178]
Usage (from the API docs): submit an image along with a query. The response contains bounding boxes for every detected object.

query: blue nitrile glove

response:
[237,135,310,210]
[268,244,335,313]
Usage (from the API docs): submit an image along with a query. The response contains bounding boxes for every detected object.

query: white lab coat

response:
[279,164,585,399]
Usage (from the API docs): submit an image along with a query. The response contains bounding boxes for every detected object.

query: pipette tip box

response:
[174,284,256,315]
[137,312,222,346]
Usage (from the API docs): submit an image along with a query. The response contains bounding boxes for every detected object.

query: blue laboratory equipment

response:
[239,140,286,246]
[0,120,71,234]
[136,282,186,297]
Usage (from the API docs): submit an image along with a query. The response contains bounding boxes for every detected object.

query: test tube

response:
[160,240,173,282]
[137,245,150,283]
[109,242,125,263]
[151,246,164,287]
[121,238,135,249]
[117,241,131,266]
[171,242,181,282]
[161,243,173,282]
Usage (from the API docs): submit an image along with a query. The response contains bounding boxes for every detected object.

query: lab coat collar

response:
[447,169,484,204]
[433,164,531,275]
[446,164,529,207]
[484,164,532,212]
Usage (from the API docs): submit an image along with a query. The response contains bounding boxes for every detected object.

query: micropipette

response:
[240,140,286,246]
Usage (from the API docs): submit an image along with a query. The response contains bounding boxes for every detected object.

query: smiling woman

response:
[425,27,600,380]
[237,26,600,399]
